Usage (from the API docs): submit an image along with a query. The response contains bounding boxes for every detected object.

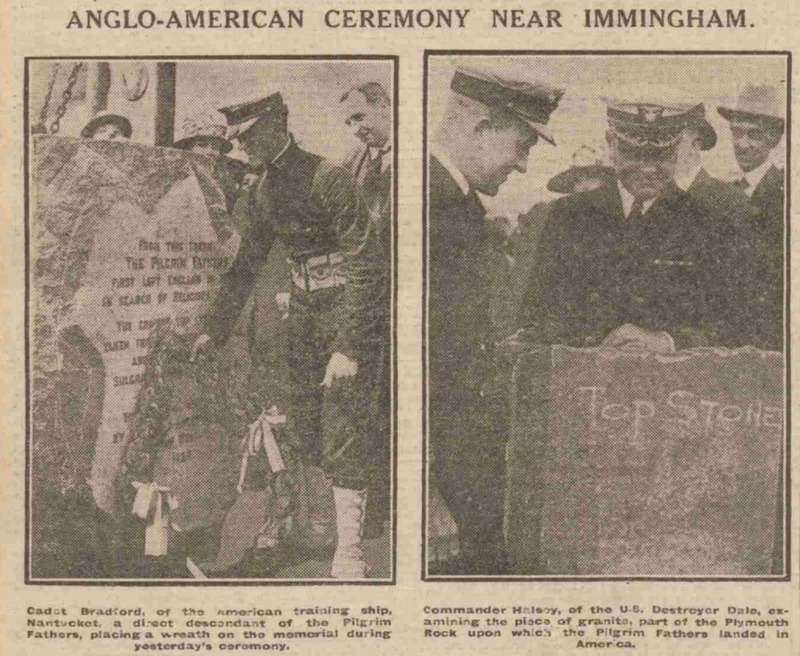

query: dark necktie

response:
[363,150,384,195]
[628,198,644,222]
[360,150,387,220]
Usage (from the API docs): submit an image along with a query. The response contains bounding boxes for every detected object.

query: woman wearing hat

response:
[80,111,133,141]
[174,109,247,213]
[546,145,615,195]
[173,110,233,158]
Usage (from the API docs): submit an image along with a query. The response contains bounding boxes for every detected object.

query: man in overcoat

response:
[719,84,787,574]
[319,81,393,577]
[718,85,786,351]
[674,103,750,226]
[673,102,763,348]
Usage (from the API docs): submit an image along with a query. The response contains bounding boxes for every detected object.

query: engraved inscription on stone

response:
[32,136,239,510]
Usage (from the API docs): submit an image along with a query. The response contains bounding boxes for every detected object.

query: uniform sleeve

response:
[205,183,276,345]
[509,202,552,330]
[518,204,570,344]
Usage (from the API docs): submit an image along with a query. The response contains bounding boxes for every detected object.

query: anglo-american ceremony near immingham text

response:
[65,8,752,30]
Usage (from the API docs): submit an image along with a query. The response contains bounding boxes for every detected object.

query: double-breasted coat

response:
[428,154,508,565]
[520,180,738,349]
[207,136,361,462]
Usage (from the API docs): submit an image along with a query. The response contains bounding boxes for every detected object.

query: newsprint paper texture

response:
[1,0,799,655]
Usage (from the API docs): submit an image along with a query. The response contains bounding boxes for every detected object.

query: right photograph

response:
[423,52,789,580]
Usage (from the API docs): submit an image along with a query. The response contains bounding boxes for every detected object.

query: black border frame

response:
[24,54,400,587]
[421,49,792,583]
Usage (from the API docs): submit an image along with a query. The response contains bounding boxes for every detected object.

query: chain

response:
[31,63,60,135]
[49,62,84,135]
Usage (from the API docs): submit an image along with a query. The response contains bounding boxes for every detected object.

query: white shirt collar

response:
[617,181,656,218]
[741,158,773,197]
[432,145,470,196]
[369,143,391,158]
[675,164,703,192]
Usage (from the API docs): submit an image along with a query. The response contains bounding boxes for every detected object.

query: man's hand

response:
[602,323,675,354]
[190,334,213,362]
[321,352,358,388]
[275,292,290,320]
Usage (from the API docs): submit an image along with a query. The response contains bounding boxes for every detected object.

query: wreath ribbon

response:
[131,481,181,556]
[236,409,287,494]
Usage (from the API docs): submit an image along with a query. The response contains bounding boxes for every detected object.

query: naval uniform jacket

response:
[521,180,736,349]
[207,137,361,346]
[428,155,502,434]
[427,155,508,554]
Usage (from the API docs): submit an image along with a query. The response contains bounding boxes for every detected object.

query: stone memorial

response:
[31,135,240,514]
[507,345,784,576]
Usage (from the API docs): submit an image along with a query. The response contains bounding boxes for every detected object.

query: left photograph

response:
[25,57,396,583]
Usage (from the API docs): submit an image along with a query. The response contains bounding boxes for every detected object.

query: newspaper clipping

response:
[2,1,798,655]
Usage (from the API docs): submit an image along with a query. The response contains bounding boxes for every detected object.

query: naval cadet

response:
[193,93,361,472]
[428,65,563,575]
[520,88,737,352]
[718,85,786,351]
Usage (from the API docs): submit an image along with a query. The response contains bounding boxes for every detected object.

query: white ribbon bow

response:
[237,408,287,494]
[131,481,180,556]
